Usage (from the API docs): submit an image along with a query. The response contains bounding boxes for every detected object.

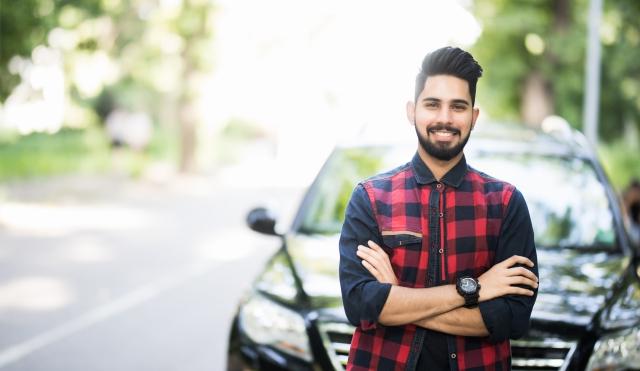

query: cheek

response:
[454,112,473,124]
[414,110,436,124]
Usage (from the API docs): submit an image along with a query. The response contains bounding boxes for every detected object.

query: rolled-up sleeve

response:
[479,189,538,342]
[339,184,392,330]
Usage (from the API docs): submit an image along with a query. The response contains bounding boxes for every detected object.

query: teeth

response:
[432,130,455,136]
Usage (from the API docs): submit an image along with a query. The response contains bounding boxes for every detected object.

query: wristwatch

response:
[456,276,480,308]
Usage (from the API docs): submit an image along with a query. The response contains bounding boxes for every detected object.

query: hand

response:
[478,255,538,302]
[356,240,399,285]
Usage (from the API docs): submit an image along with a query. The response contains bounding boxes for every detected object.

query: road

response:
[0,173,305,371]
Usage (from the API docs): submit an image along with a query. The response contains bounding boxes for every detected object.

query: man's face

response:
[407,74,479,162]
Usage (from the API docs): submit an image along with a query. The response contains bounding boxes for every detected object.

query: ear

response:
[406,101,416,125]
[471,107,480,130]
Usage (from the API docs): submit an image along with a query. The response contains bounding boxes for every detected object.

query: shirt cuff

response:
[479,298,511,342]
[360,280,392,330]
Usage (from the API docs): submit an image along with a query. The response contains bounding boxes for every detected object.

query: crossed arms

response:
[339,185,539,341]
[357,241,537,337]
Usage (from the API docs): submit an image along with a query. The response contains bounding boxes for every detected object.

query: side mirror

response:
[246,207,280,236]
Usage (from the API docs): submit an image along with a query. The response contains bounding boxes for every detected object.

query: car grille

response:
[511,338,577,370]
[317,322,353,370]
[317,322,577,371]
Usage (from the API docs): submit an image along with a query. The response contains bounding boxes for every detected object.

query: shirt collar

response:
[411,152,468,188]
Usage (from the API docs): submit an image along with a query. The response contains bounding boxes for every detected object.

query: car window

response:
[298,146,617,251]
[470,153,616,249]
[298,146,411,235]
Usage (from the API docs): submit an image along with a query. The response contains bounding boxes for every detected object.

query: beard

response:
[415,122,471,161]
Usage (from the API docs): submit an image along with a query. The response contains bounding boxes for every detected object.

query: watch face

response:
[460,278,477,294]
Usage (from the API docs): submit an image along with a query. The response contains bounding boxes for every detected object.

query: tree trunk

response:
[521,71,554,128]
[177,3,210,173]
[179,93,197,173]
[520,0,571,128]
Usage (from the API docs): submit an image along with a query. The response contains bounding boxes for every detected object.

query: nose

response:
[436,106,452,124]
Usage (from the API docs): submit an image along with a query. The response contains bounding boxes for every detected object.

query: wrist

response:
[456,276,480,308]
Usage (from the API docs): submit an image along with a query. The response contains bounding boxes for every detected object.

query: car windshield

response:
[297,146,617,250]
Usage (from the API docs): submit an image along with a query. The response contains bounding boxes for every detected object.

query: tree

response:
[0,0,102,100]
[471,0,640,142]
[0,0,216,172]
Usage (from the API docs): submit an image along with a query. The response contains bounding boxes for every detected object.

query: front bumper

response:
[226,315,338,371]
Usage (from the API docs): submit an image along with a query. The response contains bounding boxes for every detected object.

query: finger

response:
[357,247,385,269]
[364,259,397,285]
[357,245,381,261]
[508,276,539,289]
[508,286,536,296]
[362,260,382,280]
[367,240,385,253]
[503,255,534,268]
[359,252,393,280]
[509,266,539,282]
[359,244,389,264]
[358,247,395,282]
[356,249,377,265]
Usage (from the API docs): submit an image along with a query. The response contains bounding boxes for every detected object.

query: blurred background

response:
[0,0,638,370]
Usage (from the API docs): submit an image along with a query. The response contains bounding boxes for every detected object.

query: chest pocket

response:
[381,232,423,286]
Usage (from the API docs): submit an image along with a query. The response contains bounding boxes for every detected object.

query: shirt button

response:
[451,353,457,359]
[436,183,443,190]
[438,248,443,254]
[439,212,444,218]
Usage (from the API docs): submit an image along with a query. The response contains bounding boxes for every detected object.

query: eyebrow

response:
[421,97,470,106]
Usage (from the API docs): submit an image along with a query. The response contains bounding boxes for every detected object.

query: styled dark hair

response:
[414,46,483,105]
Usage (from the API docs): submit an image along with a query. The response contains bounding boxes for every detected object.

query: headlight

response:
[586,327,640,370]
[239,293,312,362]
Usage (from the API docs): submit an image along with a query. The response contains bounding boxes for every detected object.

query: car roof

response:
[336,120,595,159]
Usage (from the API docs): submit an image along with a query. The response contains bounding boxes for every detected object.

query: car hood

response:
[285,234,631,328]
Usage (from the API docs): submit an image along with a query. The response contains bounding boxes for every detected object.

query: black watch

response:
[456,276,480,308]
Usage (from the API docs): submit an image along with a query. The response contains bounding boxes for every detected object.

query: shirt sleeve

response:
[478,188,539,342]
[339,184,392,330]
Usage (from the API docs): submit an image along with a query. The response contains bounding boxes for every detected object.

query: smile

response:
[429,130,458,136]
[428,128,460,140]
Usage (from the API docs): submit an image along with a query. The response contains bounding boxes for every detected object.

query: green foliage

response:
[1,0,216,174]
[598,140,640,192]
[221,118,266,140]
[0,0,103,99]
[471,0,640,141]
[0,125,177,180]
[0,127,110,179]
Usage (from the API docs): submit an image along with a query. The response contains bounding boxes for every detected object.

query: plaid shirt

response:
[339,153,538,370]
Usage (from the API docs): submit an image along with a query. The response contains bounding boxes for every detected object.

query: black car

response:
[227,122,640,371]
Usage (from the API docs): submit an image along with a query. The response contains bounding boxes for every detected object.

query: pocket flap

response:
[381,231,423,247]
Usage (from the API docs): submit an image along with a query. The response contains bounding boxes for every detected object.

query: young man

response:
[339,47,539,370]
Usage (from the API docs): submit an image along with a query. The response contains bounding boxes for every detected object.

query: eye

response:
[424,102,439,109]
[452,104,467,112]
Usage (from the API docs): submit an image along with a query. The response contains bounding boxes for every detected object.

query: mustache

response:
[427,124,460,135]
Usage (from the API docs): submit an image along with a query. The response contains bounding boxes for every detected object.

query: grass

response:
[0,126,177,181]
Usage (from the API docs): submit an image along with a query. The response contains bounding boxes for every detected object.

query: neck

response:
[417,147,464,181]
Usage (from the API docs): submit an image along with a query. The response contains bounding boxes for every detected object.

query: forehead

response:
[419,74,471,101]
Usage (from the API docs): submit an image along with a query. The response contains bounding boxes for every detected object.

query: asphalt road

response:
[0,174,304,371]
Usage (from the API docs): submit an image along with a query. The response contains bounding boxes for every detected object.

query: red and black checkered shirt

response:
[339,153,538,370]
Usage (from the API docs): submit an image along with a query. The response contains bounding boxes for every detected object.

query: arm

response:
[477,189,539,341]
[415,249,540,337]
[339,185,392,330]
[414,307,489,337]
[378,284,466,326]
[358,241,538,329]
[340,185,471,328]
